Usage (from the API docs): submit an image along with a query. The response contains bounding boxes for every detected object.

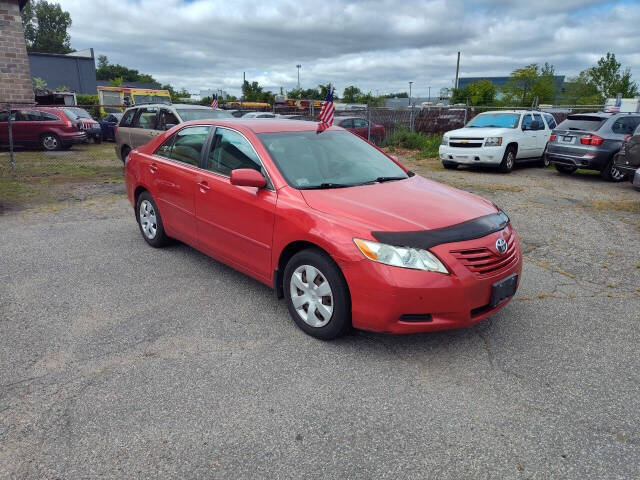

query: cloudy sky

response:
[58,0,640,97]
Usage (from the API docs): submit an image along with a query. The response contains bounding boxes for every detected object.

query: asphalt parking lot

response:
[1,159,639,479]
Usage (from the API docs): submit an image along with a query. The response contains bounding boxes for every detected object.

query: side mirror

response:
[230,168,266,188]
[164,123,177,130]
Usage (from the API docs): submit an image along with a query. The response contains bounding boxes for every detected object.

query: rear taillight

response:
[580,134,603,146]
[549,134,557,142]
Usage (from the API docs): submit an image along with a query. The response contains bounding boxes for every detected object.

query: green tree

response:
[242,81,274,103]
[109,77,123,87]
[451,80,497,106]
[562,71,602,104]
[383,92,409,98]
[586,52,638,99]
[501,63,557,106]
[21,0,73,54]
[31,76,47,88]
[97,56,157,83]
[342,86,362,103]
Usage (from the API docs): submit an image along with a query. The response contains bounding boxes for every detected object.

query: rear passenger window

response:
[0,111,8,122]
[134,107,158,130]
[533,114,545,130]
[41,112,59,121]
[120,109,136,127]
[544,114,557,129]
[207,128,262,176]
[159,126,211,166]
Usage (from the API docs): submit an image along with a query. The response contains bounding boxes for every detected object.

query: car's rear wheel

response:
[136,192,170,248]
[554,164,577,175]
[284,249,351,340]
[498,146,516,173]
[442,161,458,170]
[93,134,102,144]
[40,133,61,151]
[600,156,627,182]
[539,147,550,167]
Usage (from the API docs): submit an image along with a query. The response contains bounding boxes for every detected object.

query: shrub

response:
[383,127,442,158]
[76,94,100,118]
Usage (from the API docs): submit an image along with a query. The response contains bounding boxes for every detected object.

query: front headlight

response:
[441,136,449,146]
[353,238,449,273]
[484,137,502,146]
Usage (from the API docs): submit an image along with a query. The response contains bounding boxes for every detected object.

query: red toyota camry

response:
[124,119,522,339]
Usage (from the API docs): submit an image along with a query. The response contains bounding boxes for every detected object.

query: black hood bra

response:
[372,212,509,250]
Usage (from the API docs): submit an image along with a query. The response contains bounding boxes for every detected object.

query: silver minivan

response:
[115,104,232,162]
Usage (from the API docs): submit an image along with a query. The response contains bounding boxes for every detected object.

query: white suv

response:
[438,110,555,173]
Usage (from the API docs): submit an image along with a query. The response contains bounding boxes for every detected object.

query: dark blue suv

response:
[545,112,640,181]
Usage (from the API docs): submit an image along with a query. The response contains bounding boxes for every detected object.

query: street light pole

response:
[428,86,431,102]
[409,81,413,106]
[409,81,414,132]
[296,64,301,89]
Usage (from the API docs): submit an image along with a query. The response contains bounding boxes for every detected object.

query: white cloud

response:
[58,0,640,97]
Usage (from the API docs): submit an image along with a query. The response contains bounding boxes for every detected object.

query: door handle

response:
[197,181,211,192]
[149,163,158,173]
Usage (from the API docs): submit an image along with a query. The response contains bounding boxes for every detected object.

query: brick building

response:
[0,0,35,105]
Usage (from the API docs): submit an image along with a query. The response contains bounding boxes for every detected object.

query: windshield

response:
[61,108,80,120]
[258,130,408,189]
[68,108,93,119]
[133,95,171,104]
[176,109,233,121]
[466,113,520,128]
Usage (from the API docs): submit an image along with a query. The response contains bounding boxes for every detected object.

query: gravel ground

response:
[1,160,639,479]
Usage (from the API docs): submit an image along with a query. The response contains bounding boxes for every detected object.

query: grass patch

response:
[384,127,442,159]
[1,143,123,211]
[592,199,640,214]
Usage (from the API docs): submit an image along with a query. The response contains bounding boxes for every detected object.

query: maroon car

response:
[334,116,385,144]
[0,106,87,151]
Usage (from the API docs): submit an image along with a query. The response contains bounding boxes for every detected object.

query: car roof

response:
[334,116,365,121]
[180,118,337,134]
[125,103,214,110]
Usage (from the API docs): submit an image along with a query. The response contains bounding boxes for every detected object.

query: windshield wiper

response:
[373,176,407,183]
[299,183,353,190]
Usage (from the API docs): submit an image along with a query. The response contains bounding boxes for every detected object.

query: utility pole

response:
[455,51,460,90]
[409,81,414,132]
[428,86,431,102]
[242,71,245,109]
[296,64,301,89]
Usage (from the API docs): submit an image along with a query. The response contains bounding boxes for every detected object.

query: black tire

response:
[554,164,577,175]
[93,134,102,144]
[498,146,516,173]
[135,191,170,248]
[121,146,131,164]
[40,133,62,151]
[442,161,458,170]
[283,249,351,340]
[600,156,627,182]
[539,148,550,168]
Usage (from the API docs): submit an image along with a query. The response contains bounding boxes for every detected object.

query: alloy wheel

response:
[139,200,157,239]
[506,151,515,170]
[289,264,334,327]
[610,166,625,181]
[43,135,58,150]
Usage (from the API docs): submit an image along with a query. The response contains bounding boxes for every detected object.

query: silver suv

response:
[115,103,232,162]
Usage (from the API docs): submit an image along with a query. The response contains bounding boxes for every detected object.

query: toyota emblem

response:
[495,238,508,254]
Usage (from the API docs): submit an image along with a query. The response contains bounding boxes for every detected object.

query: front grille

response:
[450,137,483,148]
[450,230,517,277]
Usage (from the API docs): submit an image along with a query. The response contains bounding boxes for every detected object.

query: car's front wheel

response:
[136,191,170,247]
[498,146,516,173]
[442,161,458,170]
[121,146,131,164]
[284,249,351,340]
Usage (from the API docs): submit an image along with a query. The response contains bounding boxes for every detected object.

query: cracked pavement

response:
[1,162,639,479]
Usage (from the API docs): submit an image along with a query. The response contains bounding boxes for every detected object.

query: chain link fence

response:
[1,100,605,212]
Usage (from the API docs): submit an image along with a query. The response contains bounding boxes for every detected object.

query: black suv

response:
[545,112,640,181]
[614,123,640,189]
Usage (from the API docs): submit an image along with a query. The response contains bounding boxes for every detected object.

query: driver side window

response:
[521,115,533,130]
[157,109,179,130]
[206,128,262,176]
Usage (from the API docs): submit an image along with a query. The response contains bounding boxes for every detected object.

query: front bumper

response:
[339,227,522,334]
[439,145,505,166]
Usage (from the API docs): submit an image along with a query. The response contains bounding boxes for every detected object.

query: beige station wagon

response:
[115,103,233,162]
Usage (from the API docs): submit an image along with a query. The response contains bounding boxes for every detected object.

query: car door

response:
[146,125,211,246]
[519,113,537,158]
[352,118,369,139]
[533,113,548,155]
[115,108,136,148]
[129,106,161,149]
[194,127,277,281]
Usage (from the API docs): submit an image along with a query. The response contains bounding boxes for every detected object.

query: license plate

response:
[455,155,468,159]
[560,136,574,144]
[490,274,518,307]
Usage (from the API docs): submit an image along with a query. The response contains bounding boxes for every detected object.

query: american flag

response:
[210,94,218,109]
[317,85,335,131]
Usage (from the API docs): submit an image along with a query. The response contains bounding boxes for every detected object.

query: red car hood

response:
[300,175,496,231]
